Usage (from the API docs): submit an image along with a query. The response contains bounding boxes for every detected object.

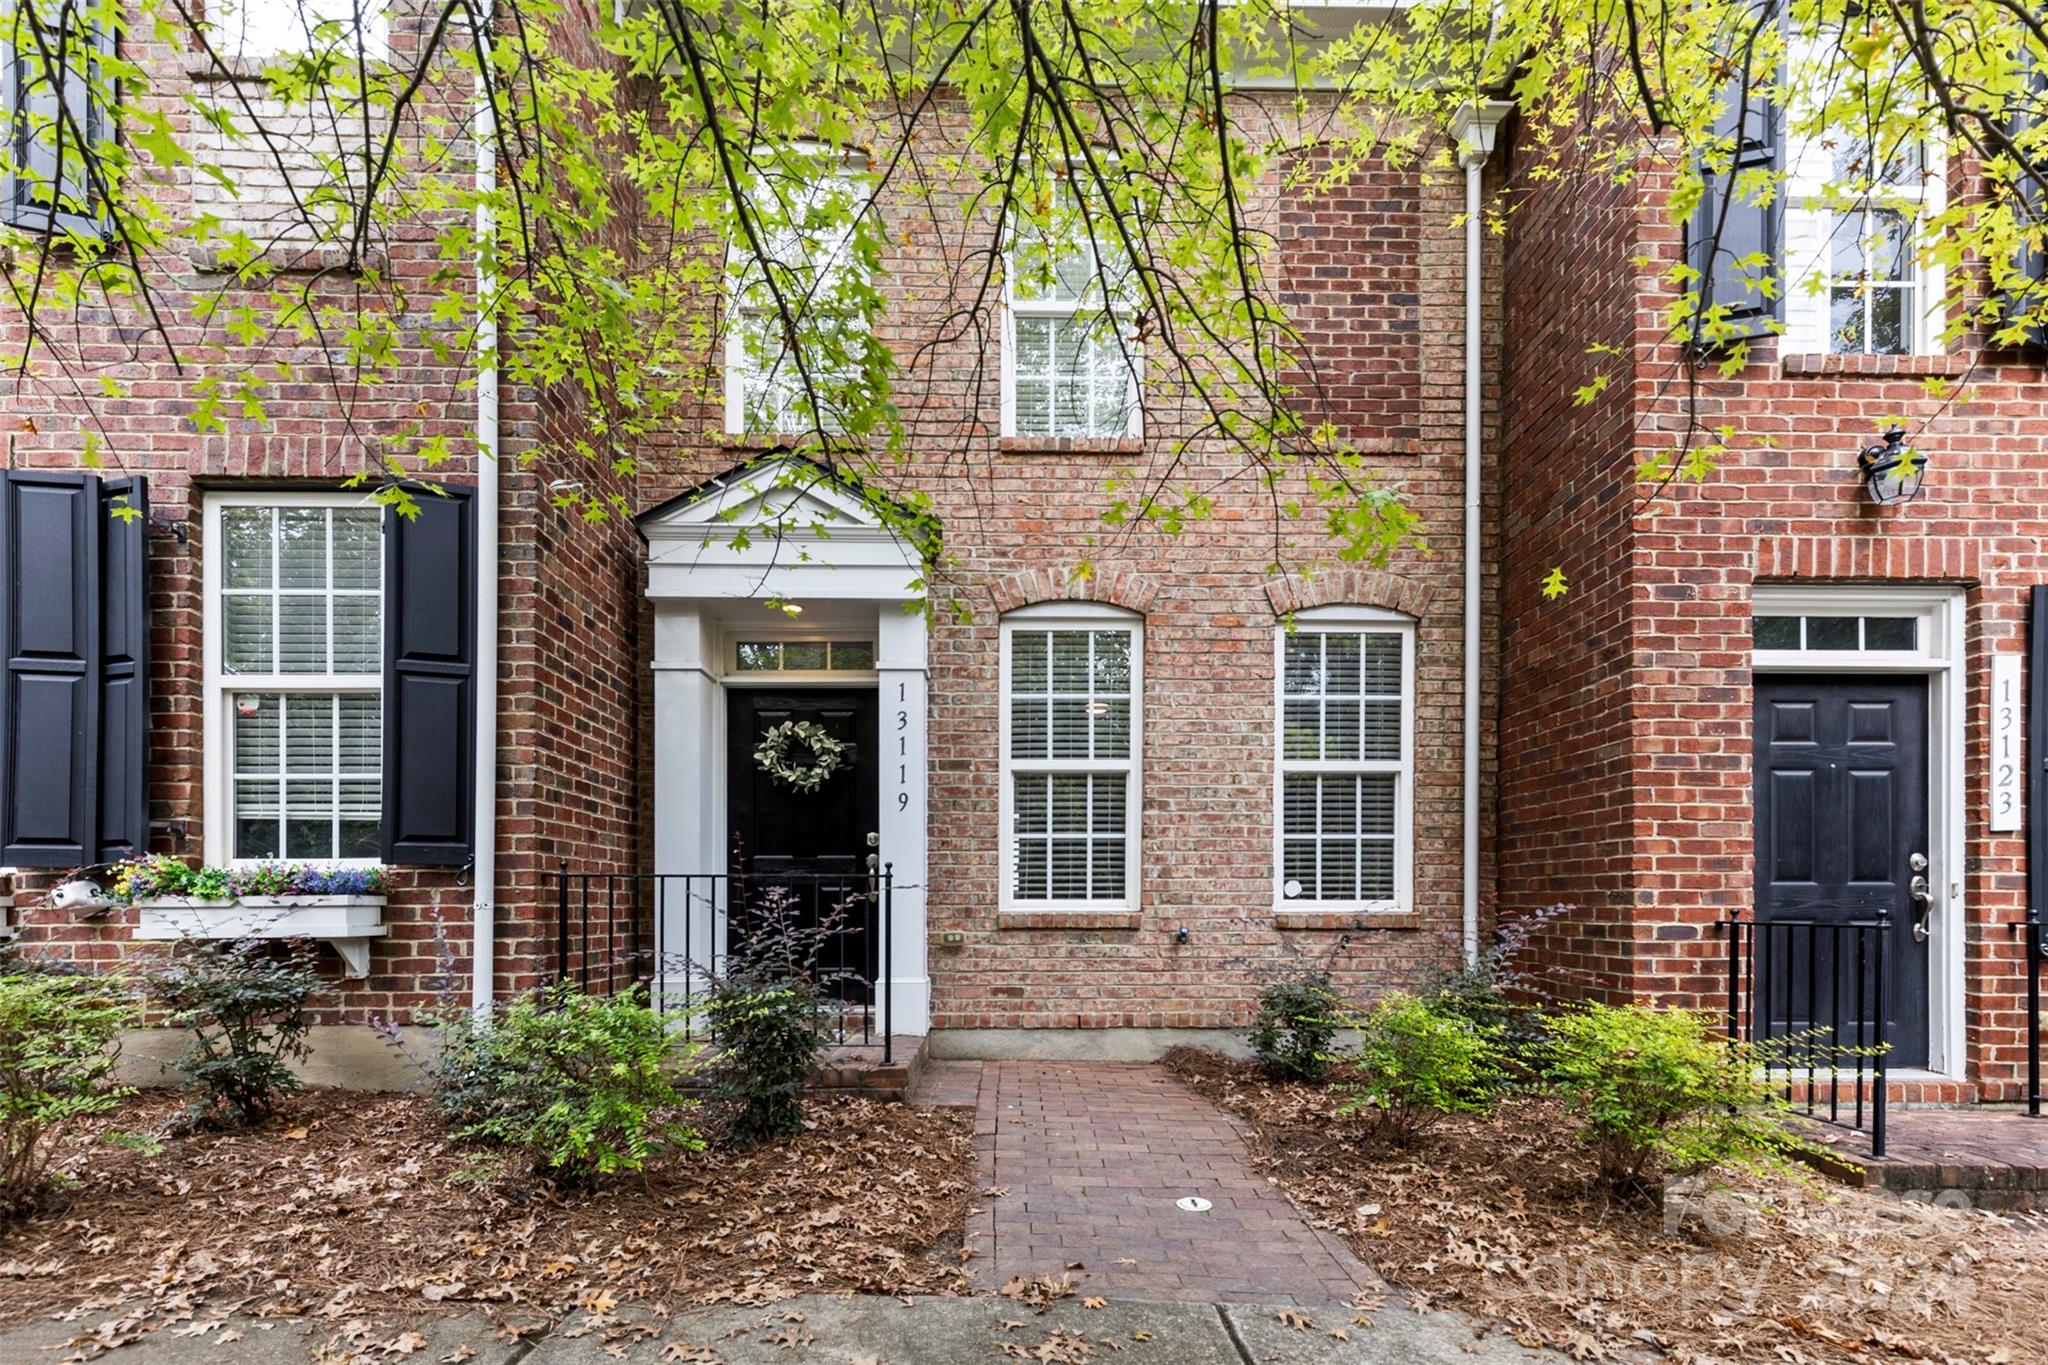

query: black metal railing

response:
[1719,914,1889,1157]
[546,866,895,1062]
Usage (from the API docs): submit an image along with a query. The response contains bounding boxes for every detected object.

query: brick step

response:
[1796,1109,2048,1212]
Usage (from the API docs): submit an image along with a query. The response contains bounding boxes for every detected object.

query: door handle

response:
[1908,873,1933,942]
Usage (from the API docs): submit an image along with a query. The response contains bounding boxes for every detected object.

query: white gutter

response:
[471,0,500,1011]
[1451,100,1512,966]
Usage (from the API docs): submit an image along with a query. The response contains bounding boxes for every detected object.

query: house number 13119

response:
[894,681,910,811]
[1990,652,2022,833]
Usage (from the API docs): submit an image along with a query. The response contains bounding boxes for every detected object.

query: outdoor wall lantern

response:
[1858,428,1925,506]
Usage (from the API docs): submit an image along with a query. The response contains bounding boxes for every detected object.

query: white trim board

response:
[1750,584,1966,1079]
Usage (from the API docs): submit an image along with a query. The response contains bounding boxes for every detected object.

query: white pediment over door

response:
[639,456,924,602]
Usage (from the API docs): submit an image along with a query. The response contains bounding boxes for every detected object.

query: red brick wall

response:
[637,104,1502,1030]
[1496,120,1647,1004]
[1499,129,2048,1099]
[0,4,646,1024]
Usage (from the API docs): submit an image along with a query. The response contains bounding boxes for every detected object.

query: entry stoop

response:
[1800,1110,2048,1211]
[810,1036,928,1101]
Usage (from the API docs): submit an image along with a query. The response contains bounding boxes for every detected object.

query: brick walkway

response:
[935,1061,1377,1306]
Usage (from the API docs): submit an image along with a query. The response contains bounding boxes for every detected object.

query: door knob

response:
[1909,874,1930,903]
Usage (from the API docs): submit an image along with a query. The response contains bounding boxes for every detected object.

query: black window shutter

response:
[0,471,100,867]
[1685,6,1783,347]
[2001,58,2047,350]
[381,486,477,866]
[2,4,110,237]
[97,475,148,862]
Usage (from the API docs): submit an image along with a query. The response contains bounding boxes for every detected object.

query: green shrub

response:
[697,883,859,1151]
[1541,1002,1800,1202]
[1247,969,1343,1083]
[0,974,136,1213]
[1340,991,1501,1146]
[148,940,321,1128]
[431,985,699,1187]
[1419,901,1574,1055]
[701,977,825,1150]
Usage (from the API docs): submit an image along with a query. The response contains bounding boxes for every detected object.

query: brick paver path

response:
[953,1061,1377,1306]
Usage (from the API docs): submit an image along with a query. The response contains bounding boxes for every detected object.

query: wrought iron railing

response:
[1719,914,1889,1157]
[545,866,895,1063]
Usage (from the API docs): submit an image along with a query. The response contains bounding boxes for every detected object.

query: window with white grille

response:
[724,152,870,435]
[1276,611,1412,910]
[1781,43,1945,356]
[1000,607,1141,908]
[207,494,383,862]
[1003,183,1140,439]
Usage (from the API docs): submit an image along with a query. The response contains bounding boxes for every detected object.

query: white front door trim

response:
[643,458,930,1036]
[1751,583,1966,1078]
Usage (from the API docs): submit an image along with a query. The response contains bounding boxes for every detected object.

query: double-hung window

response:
[1003,181,1140,439]
[1276,610,1412,911]
[1000,606,1141,910]
[1782,44,1945,355]
[206,493,383,862]
[725,149,871,435]
[2,0,114,235]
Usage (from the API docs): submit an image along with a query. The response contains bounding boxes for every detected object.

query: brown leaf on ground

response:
[998,1274,1076,1311]
[1165,1048,2048,1365]
[0,1090,976,1337]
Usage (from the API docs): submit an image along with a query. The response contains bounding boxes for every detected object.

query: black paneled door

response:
[1753,675,1930,1068]
[727,687,879,993]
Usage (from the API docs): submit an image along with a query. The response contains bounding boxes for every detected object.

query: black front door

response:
[1753,675,1930,1068]
[727,687,879,996]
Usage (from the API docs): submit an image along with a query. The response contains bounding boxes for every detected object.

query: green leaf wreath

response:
[752,720,847,794]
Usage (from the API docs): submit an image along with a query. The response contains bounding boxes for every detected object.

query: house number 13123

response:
[1990,652,2022,833]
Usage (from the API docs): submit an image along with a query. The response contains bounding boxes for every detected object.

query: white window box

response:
[132,895,387,978]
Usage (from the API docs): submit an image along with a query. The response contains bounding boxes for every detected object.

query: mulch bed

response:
[0,1088,973,1351]
[1165,1048,2047,1365]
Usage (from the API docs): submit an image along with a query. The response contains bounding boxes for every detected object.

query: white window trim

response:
[999,193,1143,440]
[1272,606,1415,915]
[998,602,1143,912]
[1781,46,1947,357]
[202,490,384,868]
[722,148,870,436]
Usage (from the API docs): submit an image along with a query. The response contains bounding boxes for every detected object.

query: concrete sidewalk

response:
[4,1293,1558,1363]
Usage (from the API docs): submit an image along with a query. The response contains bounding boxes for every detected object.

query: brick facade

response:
[0,6,646,1022]
[1497,124,2048,1102]
[11,9,2037,1094]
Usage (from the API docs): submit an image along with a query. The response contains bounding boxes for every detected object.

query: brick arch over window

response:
[1265,570,1433,621]
[986,565,1159,616]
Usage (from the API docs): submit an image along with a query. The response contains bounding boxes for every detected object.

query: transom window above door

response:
[733,639,876,672]
[1752,615,1917,652]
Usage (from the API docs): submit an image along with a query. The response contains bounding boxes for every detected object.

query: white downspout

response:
[1453,100,1511,966]
[471,0,500,1011]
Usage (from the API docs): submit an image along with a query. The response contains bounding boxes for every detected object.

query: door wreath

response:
[752,719,848,794]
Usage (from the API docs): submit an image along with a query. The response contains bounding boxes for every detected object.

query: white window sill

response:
[131,895,387,977]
